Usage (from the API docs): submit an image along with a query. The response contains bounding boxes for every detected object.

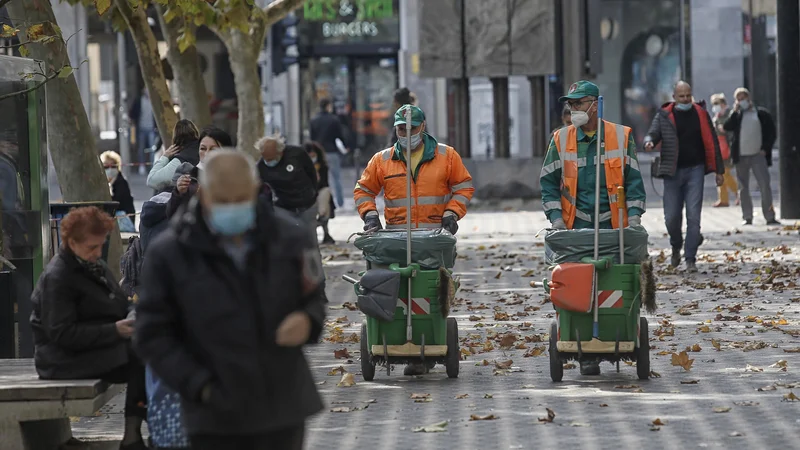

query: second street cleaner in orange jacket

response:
[354,105,474,235]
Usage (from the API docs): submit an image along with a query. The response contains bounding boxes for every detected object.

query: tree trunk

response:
[8,0,122,275]
[220,26,266,158]
[154,4,211,128]
[114,0,177,146]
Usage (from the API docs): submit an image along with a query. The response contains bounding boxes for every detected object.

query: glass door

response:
[352,56,398,157]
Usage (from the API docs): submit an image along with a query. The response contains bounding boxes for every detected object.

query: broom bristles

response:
[640,258,657,314]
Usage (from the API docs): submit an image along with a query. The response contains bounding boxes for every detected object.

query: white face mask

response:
[739,100,750,110]
[712,105,721,114]
[569,101,594,127]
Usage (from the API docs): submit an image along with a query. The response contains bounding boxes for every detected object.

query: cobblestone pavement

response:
[73,178,800,449]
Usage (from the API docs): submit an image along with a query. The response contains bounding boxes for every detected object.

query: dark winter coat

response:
[135,199,325,435]
[139,191,172,253]
[30,248,130,379]
[309,111,347,154]
[314,157,336,219]
[722,106,777,166]
[645,102,724,178]
[258,145,318,211]
[111,174,136,227]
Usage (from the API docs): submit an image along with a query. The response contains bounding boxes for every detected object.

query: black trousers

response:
[190,424,305,450]
[98,346,147,419]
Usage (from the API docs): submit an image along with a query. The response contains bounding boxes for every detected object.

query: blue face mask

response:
[398,131,423,149]
[264,159,279,167]
[208,201,256,236]
[675,102,693,111]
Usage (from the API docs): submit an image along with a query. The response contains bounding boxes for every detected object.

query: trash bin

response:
[50,202,119,263]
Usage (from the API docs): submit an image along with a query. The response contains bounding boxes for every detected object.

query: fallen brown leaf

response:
[333,348,351,359]
[652,418,665,426]
[410,393,431,400]
[713,406,731,413]
[537,408,556,423]
[711,339,722,351]
[455,394,469,399]
[680,380,700,384]
[494,272,502,279]
[327,366,347,376]
[784,392,799,402]
[599,404,609,407]
[671,351,694,371]
[495,359,513,370]
[615,384,640,389]
[494,312,510,321]
[784,348,800,353]
[470,414,499,421]
[524,346,546,357]
[483,394,493,399]
[499,334,517,348]
[337,373,356,387]
[335,316,349,323]
[563,362,576,369]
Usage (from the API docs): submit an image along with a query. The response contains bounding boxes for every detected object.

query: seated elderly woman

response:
[30,206,147,450]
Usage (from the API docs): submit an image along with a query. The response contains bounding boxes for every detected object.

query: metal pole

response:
[404,107,413,342]
[262,26,273,134]
[592,95,603,339]
[777,0,800,219]
[679,0,686,79]
[747,0,755,94]
[117,32,131,179]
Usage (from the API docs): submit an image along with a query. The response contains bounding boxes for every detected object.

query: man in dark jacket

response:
[135,150,325,450]
[309,98,347,207]
[722,87,779,226]
[256,136,319,229]
[644,81,724,273]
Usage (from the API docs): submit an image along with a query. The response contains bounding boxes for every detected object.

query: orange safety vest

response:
[354,143,474,228]
[554,121,631,229]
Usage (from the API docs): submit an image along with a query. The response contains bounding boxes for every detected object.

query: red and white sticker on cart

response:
[598,290,624,308]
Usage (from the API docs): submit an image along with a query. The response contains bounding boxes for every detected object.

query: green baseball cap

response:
[559,80,600,102]
[393,104,426,127]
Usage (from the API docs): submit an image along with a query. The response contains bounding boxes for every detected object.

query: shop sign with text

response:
[298,0,400,47]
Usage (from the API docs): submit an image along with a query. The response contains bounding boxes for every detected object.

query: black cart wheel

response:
[549,321,564,382]
[636,317,650,380]
[445,317,460,378]
[361,322,375,381]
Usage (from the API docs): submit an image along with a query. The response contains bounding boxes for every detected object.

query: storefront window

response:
[595,0,687,144]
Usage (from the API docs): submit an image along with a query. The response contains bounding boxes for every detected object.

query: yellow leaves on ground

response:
[494,311,510,321]
[455,394,469,399]
[337,373,356,387]
[494,360,513,369]
[470,414,499,421]
[686,343,702,352]
[784,392,799,402]
[524,346,546,357]
[327,366,346,376]
[671,351,694,371]
[712,339,722,351]
[410,393,432,403]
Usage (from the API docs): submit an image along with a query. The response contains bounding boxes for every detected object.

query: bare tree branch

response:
[0,69,60,102]
[261,0,305,26]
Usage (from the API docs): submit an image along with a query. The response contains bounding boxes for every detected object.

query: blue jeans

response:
[662,165,705,261]
[326,152,344,207]
[137,127,157,168]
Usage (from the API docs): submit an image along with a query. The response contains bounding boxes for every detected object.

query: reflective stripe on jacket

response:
[554,121,630,229]
[354,143,474,228]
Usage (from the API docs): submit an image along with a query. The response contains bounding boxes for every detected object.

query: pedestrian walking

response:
[101,150,136,230]
[309,98,348,207]
[30,206,147,450]
[710,93,739,207]
[644,81,724,272]
[135,150,325,450]
[130,89,157,175]
[540,80,646,375]
[305,141,336,245]
[722,87,780,225]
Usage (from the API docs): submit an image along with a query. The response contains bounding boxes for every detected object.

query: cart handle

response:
[342,275,360,285]
[388,263,419,278]
[580,256,613,270]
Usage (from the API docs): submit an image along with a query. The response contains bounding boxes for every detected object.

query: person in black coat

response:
[305,141,335,244]
[30,206,147,450]
[309,98,348,207]
[135,151,325,450]
[102,151,136,228]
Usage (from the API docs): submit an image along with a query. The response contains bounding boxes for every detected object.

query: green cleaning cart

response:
[343,107,460,381]
[533,95,656,381]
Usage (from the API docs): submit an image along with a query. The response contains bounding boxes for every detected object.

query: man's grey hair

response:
[199,149,259,191]
[254,135,285,154]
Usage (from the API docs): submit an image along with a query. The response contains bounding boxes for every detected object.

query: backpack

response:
[120,235,143,298]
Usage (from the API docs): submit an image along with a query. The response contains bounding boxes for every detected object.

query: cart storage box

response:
[354,229,457,269]
[544,226,650,266]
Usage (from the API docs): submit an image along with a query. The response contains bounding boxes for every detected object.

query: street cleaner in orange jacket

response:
[355,104,474,234]
[354,104,474,375]
[539,81,646,376]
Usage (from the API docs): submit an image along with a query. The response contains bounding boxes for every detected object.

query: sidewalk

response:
[71,202,799,448]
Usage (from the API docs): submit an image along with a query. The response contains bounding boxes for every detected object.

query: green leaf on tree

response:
[95,0,112,16]
[19,45,29,57]
[177,30,196,53]
[26,24,46,41]
[1,25,19,38]
[58,66,74,79]
[164,7,178,24]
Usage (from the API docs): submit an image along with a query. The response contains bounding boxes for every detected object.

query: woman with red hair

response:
[30,206,147,450]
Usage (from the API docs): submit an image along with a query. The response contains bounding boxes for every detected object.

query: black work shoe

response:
[670,248,681,268]
[766,219,781,225]
[743,219,753,225]
[321,235,336,245]
[403,363,427,376]
[698,234,704,247]
[579,360,601,376]
[686,261,698,273]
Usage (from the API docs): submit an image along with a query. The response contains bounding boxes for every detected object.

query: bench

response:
[0,359,123,450]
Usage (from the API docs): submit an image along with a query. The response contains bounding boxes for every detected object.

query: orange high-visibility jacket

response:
[354,143,474,229]
[554,121,630,229]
